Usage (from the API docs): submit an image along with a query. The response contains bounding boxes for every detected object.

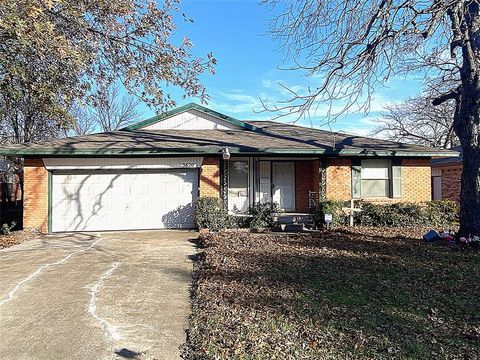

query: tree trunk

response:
[451,1,480,237]
[454,91,480,237]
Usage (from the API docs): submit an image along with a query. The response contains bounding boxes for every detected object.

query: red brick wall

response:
[199,156,221,198]
[23,158,48,233]
[402,158,431,202]
[326,158,352,200]
[441,165,462,204]
[295,160,319,212]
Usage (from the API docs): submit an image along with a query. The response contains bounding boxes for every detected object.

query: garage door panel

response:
[51,170,198,232]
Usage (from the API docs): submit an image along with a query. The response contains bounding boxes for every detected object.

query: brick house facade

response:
[440,166,462,203]
[325,158,352,200]
[2,103,454,233]
[22,155,434,233]
[323,157,431,203]
[431,160,462,204]
[199,157,221,198]
[23,158,48,233]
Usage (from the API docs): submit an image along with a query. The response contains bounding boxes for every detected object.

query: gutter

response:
[0,147,460,158]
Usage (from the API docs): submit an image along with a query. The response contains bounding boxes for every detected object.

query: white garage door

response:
[51,170,198,232]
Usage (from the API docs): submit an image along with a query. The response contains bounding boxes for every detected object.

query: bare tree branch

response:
[92,85,140,132]
[262,0,480,235]
[373,90,459,149]
[64,85,141,135]
[261,0,460,121]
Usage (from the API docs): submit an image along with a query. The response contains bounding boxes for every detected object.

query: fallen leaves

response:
[184,228,480,359]
[0,229,38,249]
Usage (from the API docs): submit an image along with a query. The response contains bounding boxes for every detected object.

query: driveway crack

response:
[88,262,121,341]
[0,235,104,307]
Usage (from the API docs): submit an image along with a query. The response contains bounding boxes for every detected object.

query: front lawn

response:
[184,228,480,359]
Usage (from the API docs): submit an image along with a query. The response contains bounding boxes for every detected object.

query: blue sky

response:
[138,0,423,137]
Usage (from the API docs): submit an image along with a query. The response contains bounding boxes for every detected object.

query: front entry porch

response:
[224,157,320,214]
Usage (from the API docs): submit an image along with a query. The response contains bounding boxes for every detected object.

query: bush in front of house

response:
[357,200,459,227]
[313,200,459,228]
[357,201,426,227]
[424,200,459,227]
[314,199,349,227]
[195,198,282,231]
[194,197,230,232]
[1,221,16,235]
[247,202,281,229]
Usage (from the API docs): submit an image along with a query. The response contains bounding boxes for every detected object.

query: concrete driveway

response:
[0,231,198,360]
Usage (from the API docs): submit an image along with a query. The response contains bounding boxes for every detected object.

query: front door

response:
[272,162,295,211]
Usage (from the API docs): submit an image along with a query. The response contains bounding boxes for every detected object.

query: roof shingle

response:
[0,119,458,157]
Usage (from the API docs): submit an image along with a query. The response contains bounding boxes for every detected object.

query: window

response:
[353,159,402,198]
[228,161,248,189]
[361,159,391,197]
[228,160,249,212]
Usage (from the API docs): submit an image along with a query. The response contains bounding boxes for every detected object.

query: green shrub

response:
[313,200,348,227]
[356,200,459,227]
[228,214,250,229]
[312,200,459,228]
[194,197,230,232]
[1,221,16,235]
[356,201,425,227]
[424,200,459,227]
[248,202,280,229]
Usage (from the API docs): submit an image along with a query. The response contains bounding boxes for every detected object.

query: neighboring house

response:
[431,147,463,203]
[0,103,455,233]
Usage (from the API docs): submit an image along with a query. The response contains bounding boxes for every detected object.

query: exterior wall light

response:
[222,146,231,160]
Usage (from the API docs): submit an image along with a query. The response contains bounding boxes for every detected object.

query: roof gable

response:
[0,104,459,157]
[123,103,257,131]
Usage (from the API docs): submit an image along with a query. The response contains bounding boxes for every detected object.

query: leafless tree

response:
[373,92,459,149]
[0,97,64,199]
[65,105,96,136]
[263,0,480,236]
[91,85,140,132]
[64,86,140,136]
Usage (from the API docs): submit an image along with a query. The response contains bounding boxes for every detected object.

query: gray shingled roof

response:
[0,119,458,157]
[431,146,462,166]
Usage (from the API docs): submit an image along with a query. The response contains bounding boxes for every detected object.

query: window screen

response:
[361,159,390,197]
[228,161,248,189]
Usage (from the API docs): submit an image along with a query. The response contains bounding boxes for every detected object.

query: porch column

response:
[220,158,228,209]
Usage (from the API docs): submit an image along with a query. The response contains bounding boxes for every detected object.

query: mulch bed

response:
[184,227,480,359]
[0,229,39,249]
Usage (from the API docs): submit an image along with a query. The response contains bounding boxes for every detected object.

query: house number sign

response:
[324,214,333,223]
[182,162,197,168]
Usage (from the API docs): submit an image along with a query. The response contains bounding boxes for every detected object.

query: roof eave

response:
[0,147,458,157]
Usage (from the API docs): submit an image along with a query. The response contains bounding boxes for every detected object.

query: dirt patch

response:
[0,229,39,249]
[185,228,480,359]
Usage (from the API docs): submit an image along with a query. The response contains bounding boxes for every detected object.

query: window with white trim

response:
[361,159,391,197]
[352,159,402,198]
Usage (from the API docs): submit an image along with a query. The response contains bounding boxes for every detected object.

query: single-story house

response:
[431,147,463,203]
[0,103,456,233]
